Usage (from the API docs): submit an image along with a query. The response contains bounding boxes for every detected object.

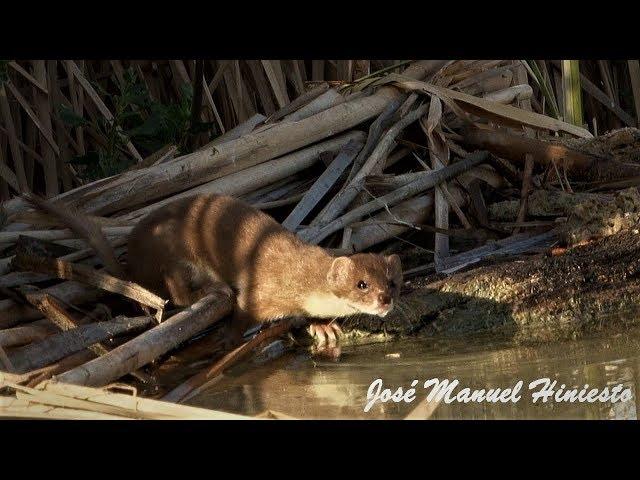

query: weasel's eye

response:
[357,280,368,290]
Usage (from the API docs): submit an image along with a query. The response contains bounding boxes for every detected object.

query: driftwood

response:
[311,103,430,229]
[0,319,54,348]
[55,292,234,387]
[282,140,362,231]
[0,280,102,329]
[301,151,490,244]
[12,253,167,319]
[162,318,298,403]
[122,131,364,222]
[8,316,153,374]
[460,127,640,182]
[0,380,249,420]
[265,83,330,123]
[4,60,640,410]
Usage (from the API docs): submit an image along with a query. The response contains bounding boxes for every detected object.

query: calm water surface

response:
[187,322,640,419]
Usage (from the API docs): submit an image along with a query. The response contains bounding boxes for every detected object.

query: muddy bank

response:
[344,227,640,343]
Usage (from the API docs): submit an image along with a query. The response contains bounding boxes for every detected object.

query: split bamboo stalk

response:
[310,103,430,229]
[121,131,365,222]
[0,319,54,348]
[55,292,234,387]
[459,126,638,179]
[349,194,434,252]
[265,83,330,123]
[281,89,345,122]
[5,81,60,156]
[261,60,290,108]
[0,279,103,329]
[281,139,362,231]
[12,253,167,317]
[628,60,640,128]
[312,60,325,81]
[8,316,153,374]
[4,61,442,219]
[562,60,584,127]
[380,74,592,138]
[201,113,266,150]
[0,84,29,192]
[301,150,489,244]
[7,62,48,95]
[163,318,297,403]
[0,226,132,244]
[483,84,533,104]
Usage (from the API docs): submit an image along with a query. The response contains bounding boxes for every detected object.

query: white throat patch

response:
[302,292,360,318]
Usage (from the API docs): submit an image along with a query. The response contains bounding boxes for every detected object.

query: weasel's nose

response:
[378,293,392,306]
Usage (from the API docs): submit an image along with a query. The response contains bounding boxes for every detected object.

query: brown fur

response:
[27,193,403,337]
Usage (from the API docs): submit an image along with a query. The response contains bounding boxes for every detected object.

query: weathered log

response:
[282,140,362,231]
[55,292,234,387]
[311,103,430,229]
[8,316,153,374]
[12,253,167,318]
[121,131,365,222]
[0,319,54,348]
[265,83,330,123]
[281,89,344,123]
[349,195,434,252]
[0,280,102,330]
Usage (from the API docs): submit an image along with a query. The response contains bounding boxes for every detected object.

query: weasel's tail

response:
[23,193,127,279]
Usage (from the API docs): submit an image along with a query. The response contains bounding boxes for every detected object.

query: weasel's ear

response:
[386,254,402,280]
[327,256,354,286]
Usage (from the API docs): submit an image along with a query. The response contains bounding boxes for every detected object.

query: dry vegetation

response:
[2,59,640,417]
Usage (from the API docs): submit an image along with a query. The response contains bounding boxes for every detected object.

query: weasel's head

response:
[327,253,402,317]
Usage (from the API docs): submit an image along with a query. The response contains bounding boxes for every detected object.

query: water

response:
[186,326,640,420]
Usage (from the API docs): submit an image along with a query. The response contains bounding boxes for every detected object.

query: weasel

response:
[26,194,403,345]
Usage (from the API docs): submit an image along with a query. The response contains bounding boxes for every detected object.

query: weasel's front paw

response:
[308,321,343,359]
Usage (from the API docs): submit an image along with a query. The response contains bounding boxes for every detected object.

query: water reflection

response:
[186,326,640,420]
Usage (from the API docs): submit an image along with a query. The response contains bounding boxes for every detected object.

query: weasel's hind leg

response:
[163,263,233,307]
